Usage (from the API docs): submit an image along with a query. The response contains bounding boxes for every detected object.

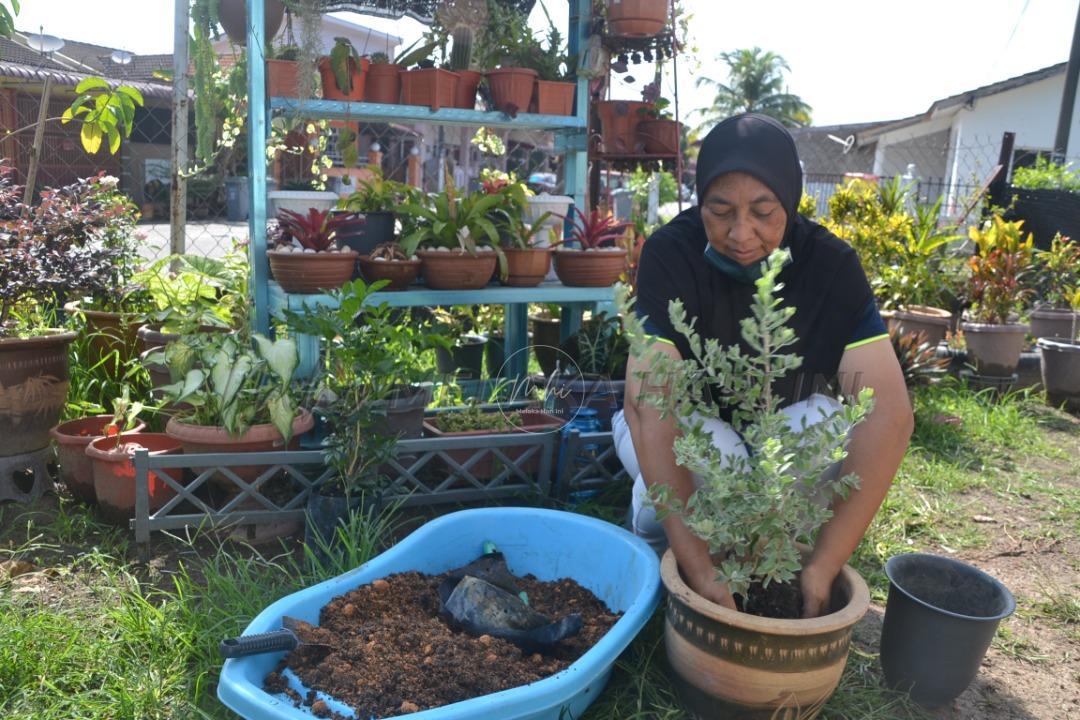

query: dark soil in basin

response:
[264,570,621,718]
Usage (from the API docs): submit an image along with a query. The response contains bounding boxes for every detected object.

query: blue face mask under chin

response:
[703,245,766,284]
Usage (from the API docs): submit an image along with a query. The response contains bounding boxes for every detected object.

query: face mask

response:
[703,245,765,284]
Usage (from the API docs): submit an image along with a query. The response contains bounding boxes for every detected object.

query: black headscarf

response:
[695,113,803,241]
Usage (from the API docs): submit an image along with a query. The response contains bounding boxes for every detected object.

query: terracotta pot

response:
[1038,336,1080,412]
[605,0,669,37]
[400,68,459,111]
[64,301,141,370]
[86,433,183,524]
[486,67,537,114]
[961,322,1029,377]
[318,55,370,102]
[0,331,76,457]
[637,118,681,155]
[453,69,482,109]
[422,410,564,480]
[165,409,314,487]
[532,80,576,116]
[553,248,627,287]
[217,0,285,45]
[661,548,869,719]
[51,415,148,503]
[887,305,953,347]
[596,100,649,155]
[503,247,552,287]
[365,63,402,104]
[357,256,421,291]
[1030,307,1079,341]
[266,59,299,97]
[418,249,497,290]
[267,249,359,294]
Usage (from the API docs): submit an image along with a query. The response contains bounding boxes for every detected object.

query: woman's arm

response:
[801,338,914,617]
[625,344,738,610]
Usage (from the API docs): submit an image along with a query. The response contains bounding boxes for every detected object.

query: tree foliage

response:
[695,47,811,130]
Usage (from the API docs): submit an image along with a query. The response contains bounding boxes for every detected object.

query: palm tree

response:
[695,48,812,131]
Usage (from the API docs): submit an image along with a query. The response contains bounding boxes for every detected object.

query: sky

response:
[13,0,1079,126]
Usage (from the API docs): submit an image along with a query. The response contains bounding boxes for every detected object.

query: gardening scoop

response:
[219,616,333,659]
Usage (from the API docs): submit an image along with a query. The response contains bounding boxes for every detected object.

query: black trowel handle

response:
[219,629,298,658]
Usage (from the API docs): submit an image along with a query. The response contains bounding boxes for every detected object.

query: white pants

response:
[612,394,843,552]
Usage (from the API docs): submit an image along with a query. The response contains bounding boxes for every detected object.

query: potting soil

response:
[264,571,620,718]
[737,579,805,619]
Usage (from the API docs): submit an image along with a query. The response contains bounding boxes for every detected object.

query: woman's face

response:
[700,172,787,266]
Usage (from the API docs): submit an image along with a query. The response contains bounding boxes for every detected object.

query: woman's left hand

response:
[800,562,838,618]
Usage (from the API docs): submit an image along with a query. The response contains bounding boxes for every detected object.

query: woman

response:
[612,114,913,618]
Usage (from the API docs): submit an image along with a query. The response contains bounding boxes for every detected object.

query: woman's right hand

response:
[687,565,737,610]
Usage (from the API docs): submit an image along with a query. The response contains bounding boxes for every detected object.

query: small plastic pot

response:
[51,415,147,503]
[86,433,183,525]
[880,553,1015,708]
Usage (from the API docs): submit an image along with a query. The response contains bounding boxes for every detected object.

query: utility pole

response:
[1053,0,1080,161]
[170,0,190,258]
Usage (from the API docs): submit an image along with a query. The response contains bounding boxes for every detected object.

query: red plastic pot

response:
[86,433,183,524]
[51,415,147,504]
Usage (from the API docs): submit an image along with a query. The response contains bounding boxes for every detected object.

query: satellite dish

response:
[25,33,65,54]
[110,50,133,65]
[827,133,855,154]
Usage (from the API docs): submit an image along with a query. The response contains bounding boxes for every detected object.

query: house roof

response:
[856,62,1068,142]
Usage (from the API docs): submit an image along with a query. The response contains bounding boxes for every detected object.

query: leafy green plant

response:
[159,333,301,441]
[61,78,144,155]
[620,250,874,597]
[1031,234,1080,309]
[965,215,1035,324]
[473,0,537,69]
[559,312,628,379]
[532,0,576,82]
[435,403,523,433]
[890,330,949,391]
[1012,156,1080,193]
[338,169,418,213]
[102,386,144,450]
[0,0,18,38]
[327,36,363,94]
[134,250,247,334]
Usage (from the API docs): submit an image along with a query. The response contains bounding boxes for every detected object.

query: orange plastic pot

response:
[365,63,402,104]
[486,67,537,114]
[318,56,370,102]
[266,59,299,97]
[453,69,483,109]
[400,68,459,111]
[51,415,147,504]
[86,433,182,524]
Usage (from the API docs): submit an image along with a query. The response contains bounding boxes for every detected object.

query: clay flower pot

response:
[553,248,627,287]
[358,255,421,291]
[400,68,459,111]
[64,300,141,371]
[596,100,649,155]
[960,322,1029,377]
[486,67,537,115]
[453,69,483,109]
[165,409,314,488]
[661,548,870,718]
[503,247,552,287]
[1029,306,1079,341]
[365,63,402,104]
[318,55,370,102]
[218,0,285,46]
[887,305,952,346]
[605,0,670,37]
[532,79,576,116]
[268,248,359,294]
[637,118,681,155]
[266,59,299,97]
[0,330,77,457]
[417,249,497,290]
[51,415,147,504]
[86,432,182,525]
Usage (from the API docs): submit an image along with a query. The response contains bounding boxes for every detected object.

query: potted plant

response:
[318,36,369,102]
[551,312,628,430]
[961,215,1034,377]
[162,332,314,487]
[636,91,680,156]
[399,172,506,290]
[84,387,182,524]
[268,207,361,294]
[503,215,555,287]
[364,38,442,105]
[474,1,539,115]
[51,411,148,504]
[596,99,650,155]
[337,169,418,255]
[1037,287,1080,412]
[357,242,421,291]
[1029,233,1080,340]
[430,3,486,109]
[216,0,286,46]
[552,207,629,287]
[267,42,301,97]
[530,3,576,116]
[428,306,489,379]
[603,0,670,38]
[620,251,874,717]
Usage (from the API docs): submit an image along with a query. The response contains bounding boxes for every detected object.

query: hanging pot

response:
[365,63,403,104]
[605,0,670,37]
[217,0,285,46]
[266,59,299,97]
[637,119,681,155]
[880,553,1015,708]
[596,100,649,155]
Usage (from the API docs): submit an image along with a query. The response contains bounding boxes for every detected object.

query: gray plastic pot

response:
[880,553,1015,708]
[1038,336,1080,412]
[1029,307,1079,341]
[960,322,1028,376]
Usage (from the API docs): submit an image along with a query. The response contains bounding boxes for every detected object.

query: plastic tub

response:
[218,507,661,719]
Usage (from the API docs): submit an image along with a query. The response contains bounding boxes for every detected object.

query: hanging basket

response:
[605,0,669,38]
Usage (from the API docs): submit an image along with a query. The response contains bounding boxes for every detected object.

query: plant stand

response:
[0,448,53,504]
[959,369,1019,395]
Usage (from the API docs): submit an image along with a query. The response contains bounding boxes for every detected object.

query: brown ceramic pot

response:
[318,55,369,102]
[553,248,627,287]
[486,67,537,114]
[51,415,147,503]
[453,69,483,109]
[533,80,575,115]
[86,433,183,525]
[961,322,1029,377]
[268,248,359,294]
[357,256,421,291]
[637,118,681,155]
[605,0,669,37]
[503,248,552,287]
[65,300,141,370]
[0,331,76,457]
[887,305,952,346]
[661,549,870,719]
[596,100,649,155]
[365,63,402,104]
[266,59,299,97]
[400,68,459,111]
[217,0,285,45]
[418,250,498,290]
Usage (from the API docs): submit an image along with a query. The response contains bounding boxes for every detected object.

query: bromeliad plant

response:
[559,207,630,250]
[275,208,359,251]
[965,215,1035,324]
[620,250,875,598]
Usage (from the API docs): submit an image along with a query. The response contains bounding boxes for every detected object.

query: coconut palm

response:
[695,47,812,130]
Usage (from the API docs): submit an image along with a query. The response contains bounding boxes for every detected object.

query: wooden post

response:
[987,131,1015,210]
[367,141,383,169]
[407,146,422,188]
[170,0,190,258]
[1054,1,1080,160]
[23,76,53,205]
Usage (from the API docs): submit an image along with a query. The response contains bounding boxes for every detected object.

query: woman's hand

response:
[800,561,838,618]
[688,565,737,610]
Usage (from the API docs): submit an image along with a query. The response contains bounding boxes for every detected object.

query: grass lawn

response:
[1,381,1077,719]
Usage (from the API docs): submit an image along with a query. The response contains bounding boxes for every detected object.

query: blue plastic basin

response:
[218,507,661,719]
